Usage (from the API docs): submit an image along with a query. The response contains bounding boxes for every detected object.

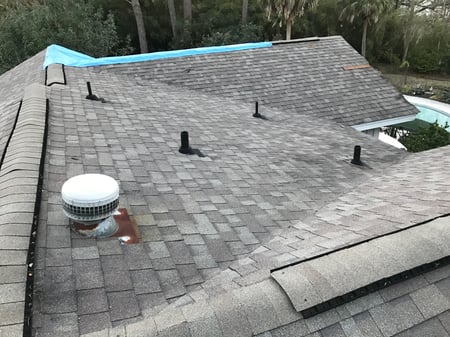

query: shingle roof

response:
[104,36,417,127]
[0,38,448,337]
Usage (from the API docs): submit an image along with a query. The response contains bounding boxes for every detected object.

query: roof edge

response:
[352,114,417,131]
[272,36,320,45]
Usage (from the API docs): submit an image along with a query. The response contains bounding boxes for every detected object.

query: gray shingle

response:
[130,269,162,294]
[410,284,450,319]
[345,292,384,316]
[210,293,253,337]
[353,312,383,337]
[77,288,108,315]
[78,312,111,335]
[394,318,449,337]
[369,296,424,336]
[181,301,223,337]
[320,323,346,337]
[17,39,450,337]
[0,265,26,284]
[438,311,450,334]
[305,309,341,333]
[107,291,140,322]
[108,36,416,127]
[0,302,24,325]
[0,324,22,337]
[271,320,310,337]
[234,285,280,335]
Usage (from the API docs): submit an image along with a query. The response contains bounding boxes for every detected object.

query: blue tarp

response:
[43,42,272,69]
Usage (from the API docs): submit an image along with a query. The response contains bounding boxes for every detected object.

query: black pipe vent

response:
[351,145,363,166]
[253,101,267,120]
[179,131,205,157]
[86,82,106,103]
[179,131,194,155]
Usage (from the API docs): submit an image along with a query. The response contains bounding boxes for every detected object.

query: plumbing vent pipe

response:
[61,174,119,237]
[253,101,267,119]
[351,145,363,166]
[179,131,194,154]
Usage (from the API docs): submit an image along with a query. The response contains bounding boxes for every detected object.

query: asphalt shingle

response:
[0,38,447,337]
[107,37,417,127]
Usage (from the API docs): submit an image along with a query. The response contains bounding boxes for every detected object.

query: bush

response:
[409,48,441,73]
[399,122,450,152]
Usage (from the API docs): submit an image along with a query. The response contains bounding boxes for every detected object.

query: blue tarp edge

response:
[43,42,272,68]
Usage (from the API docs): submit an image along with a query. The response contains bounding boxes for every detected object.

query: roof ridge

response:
[0,82,47,337]
[43,42,272,68]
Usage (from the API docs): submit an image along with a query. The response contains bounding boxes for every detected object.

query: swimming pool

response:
[403,95,450,131]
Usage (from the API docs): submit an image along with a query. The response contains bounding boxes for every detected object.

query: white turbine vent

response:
[61,174,119,224]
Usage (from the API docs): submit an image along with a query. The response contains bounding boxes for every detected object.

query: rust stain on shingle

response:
[343,64,371,71]
[112,208,141,244]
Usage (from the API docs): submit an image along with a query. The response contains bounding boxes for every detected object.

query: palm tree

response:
[262,0,319,40]
[339,0,391,57]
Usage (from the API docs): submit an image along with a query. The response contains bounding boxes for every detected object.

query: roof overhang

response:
[352,114,417,131]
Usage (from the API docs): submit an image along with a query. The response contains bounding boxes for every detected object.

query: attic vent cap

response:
[61,174,119,223]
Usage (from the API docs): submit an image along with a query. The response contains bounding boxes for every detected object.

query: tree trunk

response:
[402,1,416,62]
[242,0,248,24]
[402,39,410,63]
[361,19,368,57]
[286,18,292,40]
[168,0,177,38]
[183,0,192,24]
[131,0,148,53]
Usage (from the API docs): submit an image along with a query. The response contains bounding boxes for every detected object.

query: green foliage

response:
[0,0,449,77]
[0,0,132,73]
[338,0,391,56]
[261,0,319,39]
[399,122,450,152]
[200,24,263,46]
[437,89,450,103]
[410,48,441,73]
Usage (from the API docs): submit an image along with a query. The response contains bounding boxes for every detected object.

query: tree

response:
[200,23,263,46]
[399,122,450,152]
[0,0,42,14]
[167,0,177,37]
[184,0,192,24]
[127,0,148,53]
[339,0,391,57]
[242,0,249,23]
[262,0,319,40]
[0,0,131,74]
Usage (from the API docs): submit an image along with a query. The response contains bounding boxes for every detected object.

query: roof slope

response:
[0,43,447,337]
[104,36,417,127]
[30,63,410,336]
[78,145,450,337]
